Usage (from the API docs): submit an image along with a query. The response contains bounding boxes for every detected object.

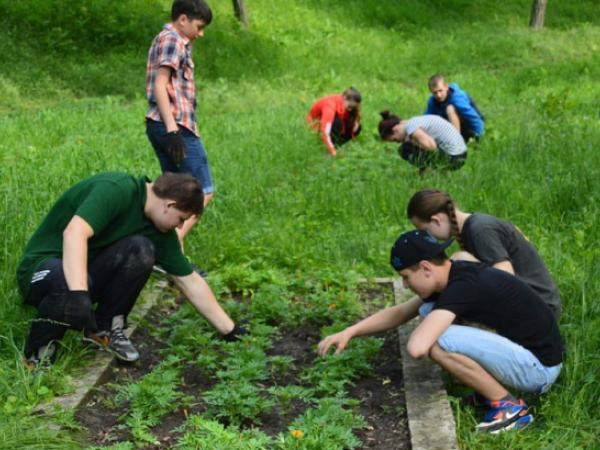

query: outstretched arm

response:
[318,295,423,356]
[172,272,235,335]
[319,106,338,156]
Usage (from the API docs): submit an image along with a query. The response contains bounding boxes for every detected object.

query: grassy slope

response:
[0,0,598,448]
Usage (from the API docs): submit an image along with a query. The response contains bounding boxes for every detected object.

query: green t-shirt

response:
[17,172,193,298]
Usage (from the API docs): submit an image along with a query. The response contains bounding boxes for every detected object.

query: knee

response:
[37,292,92,330]
[125,235,155,270]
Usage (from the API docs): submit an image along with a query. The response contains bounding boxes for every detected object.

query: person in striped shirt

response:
[378,111,467,171]
[307,87,362,156]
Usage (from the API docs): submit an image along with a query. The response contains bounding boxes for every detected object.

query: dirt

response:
[76,284,410,449]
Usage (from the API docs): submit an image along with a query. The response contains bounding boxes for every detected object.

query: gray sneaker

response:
[83,315,139,362]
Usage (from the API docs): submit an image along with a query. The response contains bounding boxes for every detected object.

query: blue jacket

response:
[425,83,484,136]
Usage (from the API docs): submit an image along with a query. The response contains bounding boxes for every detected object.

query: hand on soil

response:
[317,329,352,356]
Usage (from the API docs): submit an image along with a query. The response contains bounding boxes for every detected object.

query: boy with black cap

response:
[318,230,563,433]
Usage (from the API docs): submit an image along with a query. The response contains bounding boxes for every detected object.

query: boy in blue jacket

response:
[425,74,485,142]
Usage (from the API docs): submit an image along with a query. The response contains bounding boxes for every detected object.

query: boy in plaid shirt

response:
[146,0,213,249]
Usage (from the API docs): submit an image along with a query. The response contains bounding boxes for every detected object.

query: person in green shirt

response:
[18,172,245,368]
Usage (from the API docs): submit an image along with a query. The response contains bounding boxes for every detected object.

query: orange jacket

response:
[307,94,355,155]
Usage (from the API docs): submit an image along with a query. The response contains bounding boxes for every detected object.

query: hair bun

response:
[380,110,391,119]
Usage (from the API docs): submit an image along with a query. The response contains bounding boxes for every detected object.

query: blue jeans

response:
[146,119,214,194]
[419,302,562,393]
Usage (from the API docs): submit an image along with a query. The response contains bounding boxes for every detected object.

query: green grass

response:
[0,0,599,448]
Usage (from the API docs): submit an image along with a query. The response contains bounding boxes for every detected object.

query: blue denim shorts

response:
[419,303,562,393]
[146,119,214,194]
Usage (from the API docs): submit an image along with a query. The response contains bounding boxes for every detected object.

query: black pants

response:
[399,142,467,171]
[24,235,155,357]
[330,116,361,147]
[460,126,480,143]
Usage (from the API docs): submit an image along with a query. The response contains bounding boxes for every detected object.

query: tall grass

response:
[0,0,598,448]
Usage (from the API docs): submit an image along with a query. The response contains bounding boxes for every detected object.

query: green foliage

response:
[115,357,184,445]
[88,443,135,450]
[249,285,297,326]
[202,379,275,427]
[175,415,272,450]
[268,385,312,416]
[268,355,296,379]
[275,398,366,450]
[0,0,165,52]
[0,0,599,448]
[301,334,382,396]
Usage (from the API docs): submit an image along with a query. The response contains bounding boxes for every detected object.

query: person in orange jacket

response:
[307,87,362,156]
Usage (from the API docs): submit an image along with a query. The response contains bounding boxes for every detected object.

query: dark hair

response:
[343,87,362,124]
[172,0,213,24]
[152,172,204,215]
[404,253,449,271]
[343,87,362,103]
[428,74,445,89]
[378,110,402,139]
[406,188,464,248]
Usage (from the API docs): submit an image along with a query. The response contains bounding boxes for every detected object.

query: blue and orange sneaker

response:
[476,398,531,433]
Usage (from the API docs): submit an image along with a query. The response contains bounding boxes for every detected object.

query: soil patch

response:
[76,285,410,449]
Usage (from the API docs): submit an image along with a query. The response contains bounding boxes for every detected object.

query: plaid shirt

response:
[146,23,198,136]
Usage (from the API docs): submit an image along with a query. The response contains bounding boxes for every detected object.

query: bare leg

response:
[429,343,509,401]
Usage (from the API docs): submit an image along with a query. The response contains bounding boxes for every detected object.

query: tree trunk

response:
[232,0,249,28]
[529,0,548,28]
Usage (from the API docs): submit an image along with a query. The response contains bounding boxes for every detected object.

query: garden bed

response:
[76,282,409,449]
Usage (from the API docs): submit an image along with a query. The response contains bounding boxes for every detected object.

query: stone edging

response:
[389,278,459,450]
[34,279,169,416]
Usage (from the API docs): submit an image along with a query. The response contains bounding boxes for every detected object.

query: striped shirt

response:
[146,23,198,136]
[405,115,466,156]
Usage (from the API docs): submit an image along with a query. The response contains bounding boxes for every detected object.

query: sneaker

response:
[83,315,139,362]
[476,398,529,433]
[23,341,57,371]
[490,413,534,434]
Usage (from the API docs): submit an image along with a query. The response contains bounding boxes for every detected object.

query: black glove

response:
[165,131,187,167]
[222,324,248,342]
[64,290,96,331]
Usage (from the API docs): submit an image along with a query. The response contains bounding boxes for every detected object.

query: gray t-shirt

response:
[461,213,562,321]
[405,115,467,156]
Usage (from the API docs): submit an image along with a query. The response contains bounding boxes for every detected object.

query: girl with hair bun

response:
[378,110,467,171]
[407,188,562,321]
[307,87,362,156]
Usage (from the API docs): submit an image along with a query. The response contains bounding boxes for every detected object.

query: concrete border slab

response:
[392,278,458,450]
[363,278,458,450]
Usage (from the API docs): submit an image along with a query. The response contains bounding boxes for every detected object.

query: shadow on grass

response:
[300,0,600,31]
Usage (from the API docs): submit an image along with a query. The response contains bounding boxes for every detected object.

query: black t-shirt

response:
[433,261,563,367]
[461,213,562,321]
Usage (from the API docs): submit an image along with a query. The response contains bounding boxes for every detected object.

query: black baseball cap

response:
[390,230,453,271]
